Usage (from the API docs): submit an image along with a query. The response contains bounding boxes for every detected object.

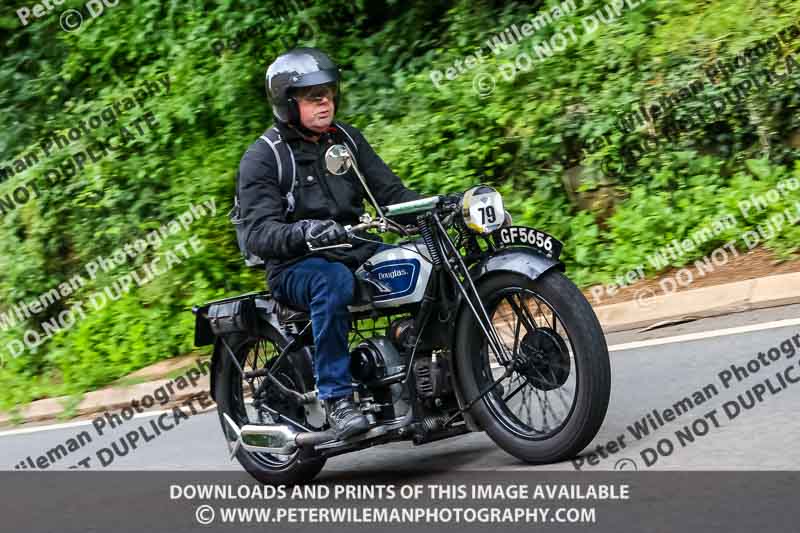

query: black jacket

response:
[238,120,422,284]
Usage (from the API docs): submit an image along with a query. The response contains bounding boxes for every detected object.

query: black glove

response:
[304,219,349,249]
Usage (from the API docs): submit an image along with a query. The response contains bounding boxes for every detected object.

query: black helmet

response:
[265,47,341,125]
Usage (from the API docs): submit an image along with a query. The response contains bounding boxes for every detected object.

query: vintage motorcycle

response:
[192,144,611,484]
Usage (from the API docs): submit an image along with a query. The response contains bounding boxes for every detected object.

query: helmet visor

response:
[291,68,339,88]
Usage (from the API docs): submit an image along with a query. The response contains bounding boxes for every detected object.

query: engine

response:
[412,353,452,401]
[349,318,454,421]
[349,317,416,384]
[349,336,406,383]
[349,332,410,421]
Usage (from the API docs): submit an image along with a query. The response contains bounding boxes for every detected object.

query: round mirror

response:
[325,144,352,175]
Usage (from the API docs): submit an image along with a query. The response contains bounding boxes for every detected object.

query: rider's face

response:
[295,84,336,133]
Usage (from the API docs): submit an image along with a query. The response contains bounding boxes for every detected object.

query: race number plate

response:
[492,226,564,260]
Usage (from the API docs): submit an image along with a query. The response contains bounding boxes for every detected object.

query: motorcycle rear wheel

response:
[214,331,326,485]
[454,270,610,464]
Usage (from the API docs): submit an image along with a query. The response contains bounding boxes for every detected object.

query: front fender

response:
[470,247,565,284]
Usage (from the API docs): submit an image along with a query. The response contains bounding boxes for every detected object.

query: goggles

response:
[293,83,337,104]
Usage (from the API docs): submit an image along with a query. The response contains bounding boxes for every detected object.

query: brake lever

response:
[306,222,362,252]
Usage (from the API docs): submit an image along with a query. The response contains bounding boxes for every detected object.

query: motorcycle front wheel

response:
[454,270,610,464]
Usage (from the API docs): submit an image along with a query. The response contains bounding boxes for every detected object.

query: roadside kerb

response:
[595,271,800,332]
[0,366,210,427]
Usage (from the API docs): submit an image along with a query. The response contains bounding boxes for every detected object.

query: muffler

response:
[222,414,335,458]
[240,424,299,454]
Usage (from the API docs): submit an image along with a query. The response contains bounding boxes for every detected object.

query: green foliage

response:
[1,0,800,410]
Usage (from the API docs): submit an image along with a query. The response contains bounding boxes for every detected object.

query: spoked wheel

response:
[214,329,326,485]
[454,270,610,463]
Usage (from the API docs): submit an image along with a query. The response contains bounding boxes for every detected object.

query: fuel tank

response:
[354,239,433,308]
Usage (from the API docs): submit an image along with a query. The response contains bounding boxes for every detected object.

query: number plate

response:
[492,226,564,260]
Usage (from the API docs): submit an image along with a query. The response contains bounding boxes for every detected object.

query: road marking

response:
[607,317,800,352]
[0,405,215,438]
[2,318,800,438]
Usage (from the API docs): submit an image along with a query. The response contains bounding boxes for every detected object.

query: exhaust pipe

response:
[240,424,299,455]
[222,414,335,457]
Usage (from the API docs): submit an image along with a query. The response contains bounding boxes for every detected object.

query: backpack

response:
[230,123,360,267]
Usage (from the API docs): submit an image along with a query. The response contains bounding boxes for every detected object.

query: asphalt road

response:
[3,304,800,477]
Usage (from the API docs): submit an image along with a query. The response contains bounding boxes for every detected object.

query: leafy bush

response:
[1,0,799,410]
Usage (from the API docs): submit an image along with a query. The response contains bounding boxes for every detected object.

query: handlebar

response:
[382,196,441,217]
[346,194,461,235]
[308,195,459,252]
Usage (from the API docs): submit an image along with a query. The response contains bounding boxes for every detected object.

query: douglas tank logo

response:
[377,268,409,280]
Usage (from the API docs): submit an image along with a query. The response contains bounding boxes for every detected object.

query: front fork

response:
[417,213,517,428]
[426,214,512,365]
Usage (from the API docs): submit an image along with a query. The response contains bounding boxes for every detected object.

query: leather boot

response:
[324,395,369,439]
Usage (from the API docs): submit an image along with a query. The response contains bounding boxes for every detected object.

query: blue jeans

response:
[270,245,392,400]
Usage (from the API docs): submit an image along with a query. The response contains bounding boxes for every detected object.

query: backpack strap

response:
[229,128,299,268]
[244,124,353,220]
[259,127,297,217]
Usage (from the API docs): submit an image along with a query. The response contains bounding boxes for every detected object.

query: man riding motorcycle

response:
[236,47,423,439]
